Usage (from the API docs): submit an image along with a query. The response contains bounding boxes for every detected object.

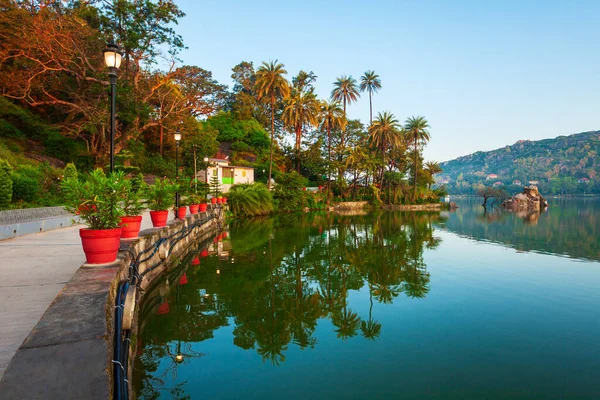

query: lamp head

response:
[175,354,184,363]
[174,132,182,142]
[103,43,122,70]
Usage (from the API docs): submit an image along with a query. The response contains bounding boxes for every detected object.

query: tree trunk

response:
[268,95,275,189]
[369,91,373,125]
[295,123,302,172]
[159,124,164,156]
[414,136,418,202]
[327,123,332,207]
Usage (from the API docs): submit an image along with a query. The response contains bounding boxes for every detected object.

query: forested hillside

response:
[439,131,600,195]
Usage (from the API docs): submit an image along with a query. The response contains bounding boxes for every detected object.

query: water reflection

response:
[440,197,600,261]
[134,212,446,397]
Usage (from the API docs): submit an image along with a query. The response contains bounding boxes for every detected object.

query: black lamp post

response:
[174,131,182,215]
[103,43,123,174]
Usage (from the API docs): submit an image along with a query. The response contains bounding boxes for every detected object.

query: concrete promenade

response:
[0,211,175,378]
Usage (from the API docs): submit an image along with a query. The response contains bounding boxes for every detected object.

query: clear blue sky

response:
[173,0,600,162]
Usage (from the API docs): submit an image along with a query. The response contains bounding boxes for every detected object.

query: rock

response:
[449,202,459,210]
[501,186,548,211]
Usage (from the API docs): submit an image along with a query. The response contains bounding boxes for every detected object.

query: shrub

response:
[122,174,147,216]
[228,183,274,216]
[146,178,177,211]
[272,171,308,212]
[63,163,78,181]
[11,165,42,204]
[0,159,12,209]
[60,169,126,230]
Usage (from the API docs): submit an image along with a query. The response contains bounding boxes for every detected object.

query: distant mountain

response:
[438,131,600,194]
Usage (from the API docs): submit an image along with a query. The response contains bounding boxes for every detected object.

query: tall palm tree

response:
[320,101,346,206]
[283,90,320,171]
[424,161,442,189]
[359,71,382,125]
[368,111,402,185]
[404,116,430,201]
[256,61,291,189]
[330,75,360,149]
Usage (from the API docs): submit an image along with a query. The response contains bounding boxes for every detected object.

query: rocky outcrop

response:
[501,186,548,211]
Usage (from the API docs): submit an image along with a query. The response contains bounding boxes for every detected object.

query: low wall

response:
[334,201,369,210]
[0,206,78,240]
[0,209,223,399]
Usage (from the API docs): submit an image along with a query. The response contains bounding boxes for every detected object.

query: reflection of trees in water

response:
[134,211,445,396]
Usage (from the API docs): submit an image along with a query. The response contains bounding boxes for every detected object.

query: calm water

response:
[133,198,600,399]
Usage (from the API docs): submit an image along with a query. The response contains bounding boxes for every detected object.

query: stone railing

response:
[0,208,223,399]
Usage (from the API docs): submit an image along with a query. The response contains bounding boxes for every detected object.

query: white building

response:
[198,158,254,193]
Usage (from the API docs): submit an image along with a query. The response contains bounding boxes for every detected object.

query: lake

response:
[133,198,600,399]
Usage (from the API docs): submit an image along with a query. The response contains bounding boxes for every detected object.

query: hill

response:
[438,131,600,195]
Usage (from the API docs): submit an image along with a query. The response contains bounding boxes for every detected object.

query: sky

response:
[171,0,600,162]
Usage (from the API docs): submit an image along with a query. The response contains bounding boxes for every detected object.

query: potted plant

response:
[119,173,146,239]
[146,178,176,227]
[61,169,126,264]
[188,193,202,214]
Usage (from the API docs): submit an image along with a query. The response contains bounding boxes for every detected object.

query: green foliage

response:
[63,163,78,181]
[122,174,147,216]
[0,159,12,209]
[146,178,177,211]
[60,170,126,230]
[207,112,269,150]
[11,165,42,204]
[272,171,309,212]
[209,174,222,198]
[228,183,274,216]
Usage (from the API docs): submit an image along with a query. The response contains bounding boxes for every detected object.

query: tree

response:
[404,116,431,201]
[424,161,442,189]
[319,101,346,205]
[359,71,382,125]
[369,112,402,185]
[255,61,291,189]
[330,75,360,149]
[282,90,320,171]
[0,159,12,210]
[476,186,507,208]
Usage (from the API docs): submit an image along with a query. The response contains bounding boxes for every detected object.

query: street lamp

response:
[174,131,182,215]
[103,43,123,174]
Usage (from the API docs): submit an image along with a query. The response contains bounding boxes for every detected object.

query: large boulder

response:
[501,186,548,211]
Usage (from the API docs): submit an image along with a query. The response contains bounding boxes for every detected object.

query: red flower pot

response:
[192,256,200,266]
[79,227,122,264]
[157,299,170,315]
[217,197,223,204]
[211,197,218,204]
[200,249,209,257]
[189,204,199,214]
[199,203,208,212]
[222,197,228,204]
[177,206,187,219]
[179,273,188,285]
[150,210,169,227]
[303,187,307,191]
[221,232,228,239]
[119,215,142,239]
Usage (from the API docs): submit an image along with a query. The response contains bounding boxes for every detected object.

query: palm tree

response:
[256,61,291,189]
[330,75,360,149]
[320,100,346,206]
[283,90,320,171]
[359,71,382,125]
[424,161,442,189]
[368,111,402,185]
[404,116,430,201]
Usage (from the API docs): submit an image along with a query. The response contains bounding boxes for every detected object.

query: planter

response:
[179,273,188,285]
[200,248,209,257]
[211,197,218,204]
[192,256,200,266]
[177,206,187,219]
[221,232,228,239]
[217,197,223,204]
[156,299,170,315]
[189,204,200,214]
[150,210,169,227]
[119,215,142,239]
[79,227,122,264]
[199,203,208,212]
[222,197,228,204]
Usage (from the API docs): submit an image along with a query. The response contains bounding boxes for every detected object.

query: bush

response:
[63,163,78,180]
[272,171,308,212]
[11,165,42,204]
[228,183,273,216]
[0,159,12,209]
[146,178,177,211]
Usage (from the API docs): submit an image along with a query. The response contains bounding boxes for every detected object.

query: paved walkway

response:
[0,211,174,378]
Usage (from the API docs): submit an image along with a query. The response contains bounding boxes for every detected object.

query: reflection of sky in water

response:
[135,210,600,399]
